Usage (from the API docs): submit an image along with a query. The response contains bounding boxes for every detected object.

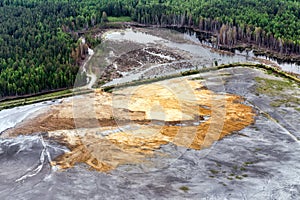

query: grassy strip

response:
[107,16,132,22]
[0,89,93,111]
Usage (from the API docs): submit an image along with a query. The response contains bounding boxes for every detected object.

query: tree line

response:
[129,0,300,55]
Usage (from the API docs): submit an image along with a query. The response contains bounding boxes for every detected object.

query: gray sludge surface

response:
[0,67,299,200]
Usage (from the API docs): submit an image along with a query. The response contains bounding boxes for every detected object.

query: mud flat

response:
[1,66,300,199]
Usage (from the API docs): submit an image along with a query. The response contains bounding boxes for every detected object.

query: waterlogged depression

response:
[0,28,300,199]
[104,28,300,80]
[0,100,58,133]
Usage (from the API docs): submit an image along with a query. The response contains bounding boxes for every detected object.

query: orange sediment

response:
[5,79,255,172]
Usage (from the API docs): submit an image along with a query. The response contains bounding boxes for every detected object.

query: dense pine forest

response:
[1,0,300,97]
[0,0,103,97]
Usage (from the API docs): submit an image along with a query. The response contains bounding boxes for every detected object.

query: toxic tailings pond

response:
[0,28,299,199]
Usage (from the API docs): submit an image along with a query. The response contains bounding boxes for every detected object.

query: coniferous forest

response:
[1,0,300,97]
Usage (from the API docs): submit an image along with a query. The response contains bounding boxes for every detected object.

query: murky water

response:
[184,31,300,74]
[257,54,300,73]
[105,29,300,75]
[103,29,258,86]
[104,30,167,44]
[105,29,252,65]
[0,101,59,134]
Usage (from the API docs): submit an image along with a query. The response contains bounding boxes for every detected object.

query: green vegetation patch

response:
[255,77,300,108]
[0,89,92,111]
[179,186,189,192]
[209,169,219,175]
[107,16,132,22]
[255,77,294,95]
